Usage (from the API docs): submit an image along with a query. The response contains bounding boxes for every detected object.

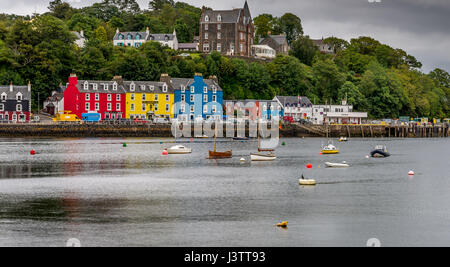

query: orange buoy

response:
[306,163,312,169]
[30,150,36,155]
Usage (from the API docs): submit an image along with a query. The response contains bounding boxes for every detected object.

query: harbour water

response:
[0,137,449,247]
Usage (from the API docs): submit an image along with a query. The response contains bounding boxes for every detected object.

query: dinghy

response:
[299,174,316,186]
[370,145,390,158]
[325,161,350,168]
[167,145,192,154]
[250,153,276,161]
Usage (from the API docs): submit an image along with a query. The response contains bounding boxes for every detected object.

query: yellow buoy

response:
[276,221,288,227]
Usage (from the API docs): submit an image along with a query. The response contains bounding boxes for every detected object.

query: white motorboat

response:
[167,145,192,154]
[325,161,350,168]
[250,153,276,161]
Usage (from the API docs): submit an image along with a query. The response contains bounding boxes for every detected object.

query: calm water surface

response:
[0,137,449,247]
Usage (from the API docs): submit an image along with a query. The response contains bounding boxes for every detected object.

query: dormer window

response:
[205,15,209,22]
[118,34,123,40]
[140,85,145,91]
[181,85,185,93]
[103,84,108,90]
[130,83,135,91]
[190,86,195,93]
[136,34,141,40]
[83,81,88,90]
[203,86,208,93]
[93,83,98,90]
[217,15,222,22]
[162,84,168,92]
[1,93,6,101]
[127,34,132,40]
[113,82,117,90]
[149,85,154,91]
[213,86,217,94]
[16,93,22,101]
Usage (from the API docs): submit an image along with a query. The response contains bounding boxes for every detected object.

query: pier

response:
[0,123,448,138]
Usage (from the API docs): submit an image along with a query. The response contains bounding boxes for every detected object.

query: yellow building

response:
[124,81,174,120]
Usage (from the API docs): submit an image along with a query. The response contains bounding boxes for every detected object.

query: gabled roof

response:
[113,31,149,41]
[122,81,172,94]
[170,77,222,92]
[274,96,312,108]
[202,9,242,23]
[148,34,176,41]
[76,80,127,93]
[0,85,31,99]
[47,93,64,102]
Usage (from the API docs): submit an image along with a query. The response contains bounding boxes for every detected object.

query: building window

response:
[213,86,217,94]
[217,43,221,51]
[217,33,221,40]
[130,103,135,111]
[85,94,90,101]
[140,85,145,91]
[116,103,121,111]
[204,86,208,93]
[16,104,22,112]
[116,94,121,101]
[205,15,209,22]
[95,93,99,101]
[107,103,111,111]
[93,83,98,90]
[205,24,208,31]
[103,84,108,90]
[155,104,159,112]
[0,104,3,111]
[190,86,195,93]
[163,85,168,92]
[130,94,135,101]
[95,103,99,111]
[142,94,146,101]
[12,114,17,121]
[203,43,210,52]
[212,105,217,113]
[154,94,159,101]
[84,82,88,90]
[181,85,185,93]
[107,94,112,101]
[181,104,185,113]
[218,24,221,30]
[16,93,22,101]
[113,82,117,90]
[217,15,222,22]
[85,103,90,110]
[181,94,185,102]
[213,95,217,102]
[203,95,208,102]
[190,95,194,102]
[150,85,154,91]
[190,105,194,113]
[205,33,208,40]
[165,104,169,112]
[203,105,208,113]
[130,83,135,91]
[142,104,146,111]
[165,94,169,101]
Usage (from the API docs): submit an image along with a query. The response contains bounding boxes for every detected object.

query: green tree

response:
[279,13,303,45]
[289,35,319,66]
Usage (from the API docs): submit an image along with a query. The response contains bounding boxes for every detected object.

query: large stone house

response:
[311,38,335,54]
[199,1,254,56]
[259,34,290,55]
[113,28,178,50]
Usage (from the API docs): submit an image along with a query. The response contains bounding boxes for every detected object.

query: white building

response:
[43,88,64,116]
[309,101,367,125]
[273,96,313,121]
[252,45,276,59]
[113,28,178,50]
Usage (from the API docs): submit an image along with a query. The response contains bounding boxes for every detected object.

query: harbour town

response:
[0,0,449,249]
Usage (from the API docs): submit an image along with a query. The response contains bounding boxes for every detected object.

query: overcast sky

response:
[2,0,449,72]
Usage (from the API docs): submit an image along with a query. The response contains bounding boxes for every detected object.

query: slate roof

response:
[170,78,222,92]
[260,35,287,46]
[113,32,175,41]
[47,93,64,102]
[274,96,312,108]
[178,43,198,49]
[113,31,149,41]
[0,85,31,100]
[201,9,242,23]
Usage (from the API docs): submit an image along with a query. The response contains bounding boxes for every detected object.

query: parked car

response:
[153,118,169,124]
[283,116,294,123]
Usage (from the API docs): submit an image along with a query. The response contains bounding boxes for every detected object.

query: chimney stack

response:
[160,73,171,85]
[112,75,123,84]
[68,73,78,86]
[28,81,31,92]
[209,75,218,83]
[9,81,13,92]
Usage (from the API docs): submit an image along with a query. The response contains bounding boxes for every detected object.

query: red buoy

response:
[30,150,36,155]
[162,149,168,156]
[306,163,313,169]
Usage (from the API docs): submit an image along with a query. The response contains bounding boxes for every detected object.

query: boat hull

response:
[321,150,340,154]
[208,150,232,159]
[325,162,349,168]
[167,149,192,154]
[250,153,276,161]
[370,150,390,158]
[299,179,316,186]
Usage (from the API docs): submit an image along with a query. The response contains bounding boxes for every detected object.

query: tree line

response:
[0,0,448,119]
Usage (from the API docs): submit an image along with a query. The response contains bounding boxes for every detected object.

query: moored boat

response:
[299,174,316,186]
[325,161,350,168]
[339,137,348,142]
[208,120,232,159]
[370,145,390,158]
[167,145,192,154]
[250,153,276,161]
[321,142,340,154]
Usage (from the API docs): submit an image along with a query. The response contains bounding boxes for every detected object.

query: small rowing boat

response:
[250,153,276,161]
[325,161,349,168]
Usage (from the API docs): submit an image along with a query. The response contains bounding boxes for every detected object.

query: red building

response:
[64,74,126,120]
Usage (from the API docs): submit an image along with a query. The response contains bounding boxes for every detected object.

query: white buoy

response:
[240,158,246,162]
[408,170,415,176]
[365,155,370,159]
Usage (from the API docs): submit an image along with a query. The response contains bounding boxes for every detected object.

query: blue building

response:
[169,74,223,121]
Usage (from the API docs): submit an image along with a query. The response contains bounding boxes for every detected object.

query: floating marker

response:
[123,143,127,147]
[365,155,370,159]
[30,150,36,155]
[306,163,313,169]
[282,142,286,146]
[162,149,168,156]
[276,221,288,228]
[408,170,415,176]
[240,158,246,162]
